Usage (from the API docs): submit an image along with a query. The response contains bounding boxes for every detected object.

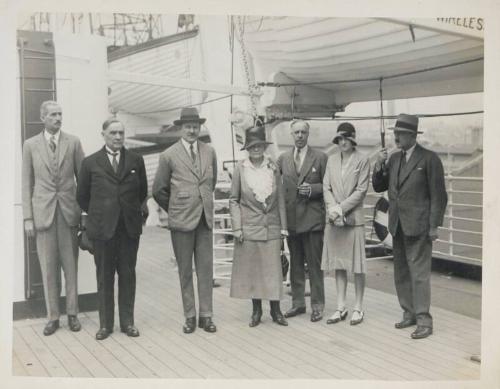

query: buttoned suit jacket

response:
[152,140,217,232]
[372,143,448,237]
[277,147,327,234]
[76,147,148,241]
[229,159,287,241]
[323,150,370,226]
[22,131,85,230]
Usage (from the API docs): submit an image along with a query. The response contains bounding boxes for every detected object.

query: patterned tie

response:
[190,143,196,162]
[294,148,301,174]
[49,135,56,153]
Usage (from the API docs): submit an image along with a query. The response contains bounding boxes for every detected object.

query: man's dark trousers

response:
[93,216,139,330]
[287,231,325,311]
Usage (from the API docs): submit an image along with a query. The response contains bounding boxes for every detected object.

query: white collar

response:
[403,143,417,161]
[181,138,198,154]
[105,146,121,156]
[294,145,308,157]
[44,129,60,143]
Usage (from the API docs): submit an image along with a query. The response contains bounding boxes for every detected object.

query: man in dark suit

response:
[277,119,328,322]
[153,107,218,334]
[372,113,447,339]
[22,100,84,336]
[77,118,148,340]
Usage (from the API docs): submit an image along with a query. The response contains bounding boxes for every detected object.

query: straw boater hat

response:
[173,107,206,125]
[388,113,423,134]
[333,122,357,146]
[241,125,273,151]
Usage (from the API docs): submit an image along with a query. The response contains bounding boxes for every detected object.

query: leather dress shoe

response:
[68,315,81,332]
[284,306,306,318]
[271,312,288,326]
[198,317,217,333]
[183,317,196,334]
[310,310,323,322]
[121,325,140,337]
[43,320,59,336]
[95,327,112,340]
[411,326,433,339]
[395,318,417,329]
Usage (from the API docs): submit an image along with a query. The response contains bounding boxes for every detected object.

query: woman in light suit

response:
[322,123,370,325]
[229,125,289,327]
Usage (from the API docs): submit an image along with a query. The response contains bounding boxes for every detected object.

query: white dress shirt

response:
[181,138,198,157]
[44,129,60,145]
[105,146,121,165]
[294,145,308,171]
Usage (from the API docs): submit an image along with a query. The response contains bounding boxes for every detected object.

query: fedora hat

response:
[333,122,357,146]
[173,107,206,125]
[241,125,273,150]
[388,113,423,134]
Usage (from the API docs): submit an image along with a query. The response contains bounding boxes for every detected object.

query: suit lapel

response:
[35,132,51,171]
[175,141,201,179]
[57,132,69,169]
[399,144,424,189]
[286,150,298,179]
[199,142,210,178]
[96,147,119,181]
[297,148,314,184]
[332,153,348,199]
[118,147,133,181]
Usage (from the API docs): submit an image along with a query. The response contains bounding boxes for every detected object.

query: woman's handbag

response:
[280,239,289,278]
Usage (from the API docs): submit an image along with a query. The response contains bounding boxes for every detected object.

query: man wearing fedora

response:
[372,113,447,339]
[153,107,218,334]
[277,119,328,322]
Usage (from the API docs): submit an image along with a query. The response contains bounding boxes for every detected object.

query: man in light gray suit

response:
[153,107,218,334]
[22,101,85,335]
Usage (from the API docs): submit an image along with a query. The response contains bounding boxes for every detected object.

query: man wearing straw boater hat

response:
[153,107,218,334]
[372,113,447,339]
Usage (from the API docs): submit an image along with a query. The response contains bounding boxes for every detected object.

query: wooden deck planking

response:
[11,352,27,376]
[12,327,48,377]
[135,287,297,379]
[12,226,481,380]
[133,299,269,379]
[139,264,420,380]
[51,318,114,377]
[80,312,157,378]
[16,325,70,377]
[212,287,427,380]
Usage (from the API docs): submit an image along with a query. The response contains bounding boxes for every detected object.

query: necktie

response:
[190,143,196,162]
[398,150,407,187]
[49,135,56,153]
[109,152,119,173]
[294,148,301,174]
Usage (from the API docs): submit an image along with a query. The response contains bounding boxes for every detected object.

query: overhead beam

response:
[108,70,259,96]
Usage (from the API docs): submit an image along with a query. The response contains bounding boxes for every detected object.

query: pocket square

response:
[131,169,136,173]
[417,167,423,170]
[312,167,317,173]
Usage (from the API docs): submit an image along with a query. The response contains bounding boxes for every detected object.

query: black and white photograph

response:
[1,1,500,388]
